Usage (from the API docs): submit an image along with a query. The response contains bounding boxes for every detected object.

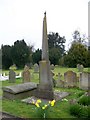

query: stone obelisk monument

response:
[36,12,54,100]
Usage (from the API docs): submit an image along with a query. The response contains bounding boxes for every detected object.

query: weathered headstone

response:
[22,65,30,83]
[34,63,39,73]
[77,64,80,71]
[80,64,84,72]
[51,71,56,87]
[77,64,84,72]
[9,69,16,83]
[58,73,61,81]
[30,63,33,69]
[57,80,65,88]
[56,73,65,87]
[64,71,77,88]
[51,64,54,70]
[79,72,90,90]
[36,12,54,100]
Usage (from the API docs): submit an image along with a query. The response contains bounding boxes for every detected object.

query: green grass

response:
[2,87,86,118]
[1,67,89,118]
[2,99,37,118]
[2,98,75,118]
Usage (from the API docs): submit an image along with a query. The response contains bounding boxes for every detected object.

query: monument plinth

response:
[35,12,54,100]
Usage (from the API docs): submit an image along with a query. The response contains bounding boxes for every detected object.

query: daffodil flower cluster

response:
[33,99,56,118]
[49,100,55,106]
[33,99,56,109]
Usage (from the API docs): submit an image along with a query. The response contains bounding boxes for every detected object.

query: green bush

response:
[88,106,90,117]
[70,104,89,118]
[70,103,82,117]
[80,106,88,118]
[77,91,85,98]
[78,95,90,106]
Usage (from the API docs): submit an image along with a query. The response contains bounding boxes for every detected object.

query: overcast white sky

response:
[0,0,89,50]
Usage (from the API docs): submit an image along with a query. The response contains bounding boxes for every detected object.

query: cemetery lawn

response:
[2,88,86,118]
[1,67,89,118]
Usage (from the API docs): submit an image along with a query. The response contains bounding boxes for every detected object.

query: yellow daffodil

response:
[42,104,48,109]
[44,105,48,108]
[49,101,51,104]
[37,99,41,103]
[50,100,55,106]
[35,103,40,108]
[42,106,45,109]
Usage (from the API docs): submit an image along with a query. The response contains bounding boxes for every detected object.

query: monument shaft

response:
[42,12,49,61]
[36,12,54,100]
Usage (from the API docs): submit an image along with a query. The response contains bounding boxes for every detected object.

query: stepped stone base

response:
[35,88,54,100]
[22,91,70,104]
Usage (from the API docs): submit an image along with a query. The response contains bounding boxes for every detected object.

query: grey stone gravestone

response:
[77,64,84,72]
[34,63,39,73]
[30,63,33,68]
[77,64,80,71]
[9,69,16,83]
[64,71,77,88]
[51,71,56,87]
[56,73,65,87]
[79,72,90,90]
[51,64,54,70]
[79,64,84,72]
[22,65,30,83]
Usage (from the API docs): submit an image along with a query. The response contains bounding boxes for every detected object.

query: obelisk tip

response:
[44,11,46,15]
